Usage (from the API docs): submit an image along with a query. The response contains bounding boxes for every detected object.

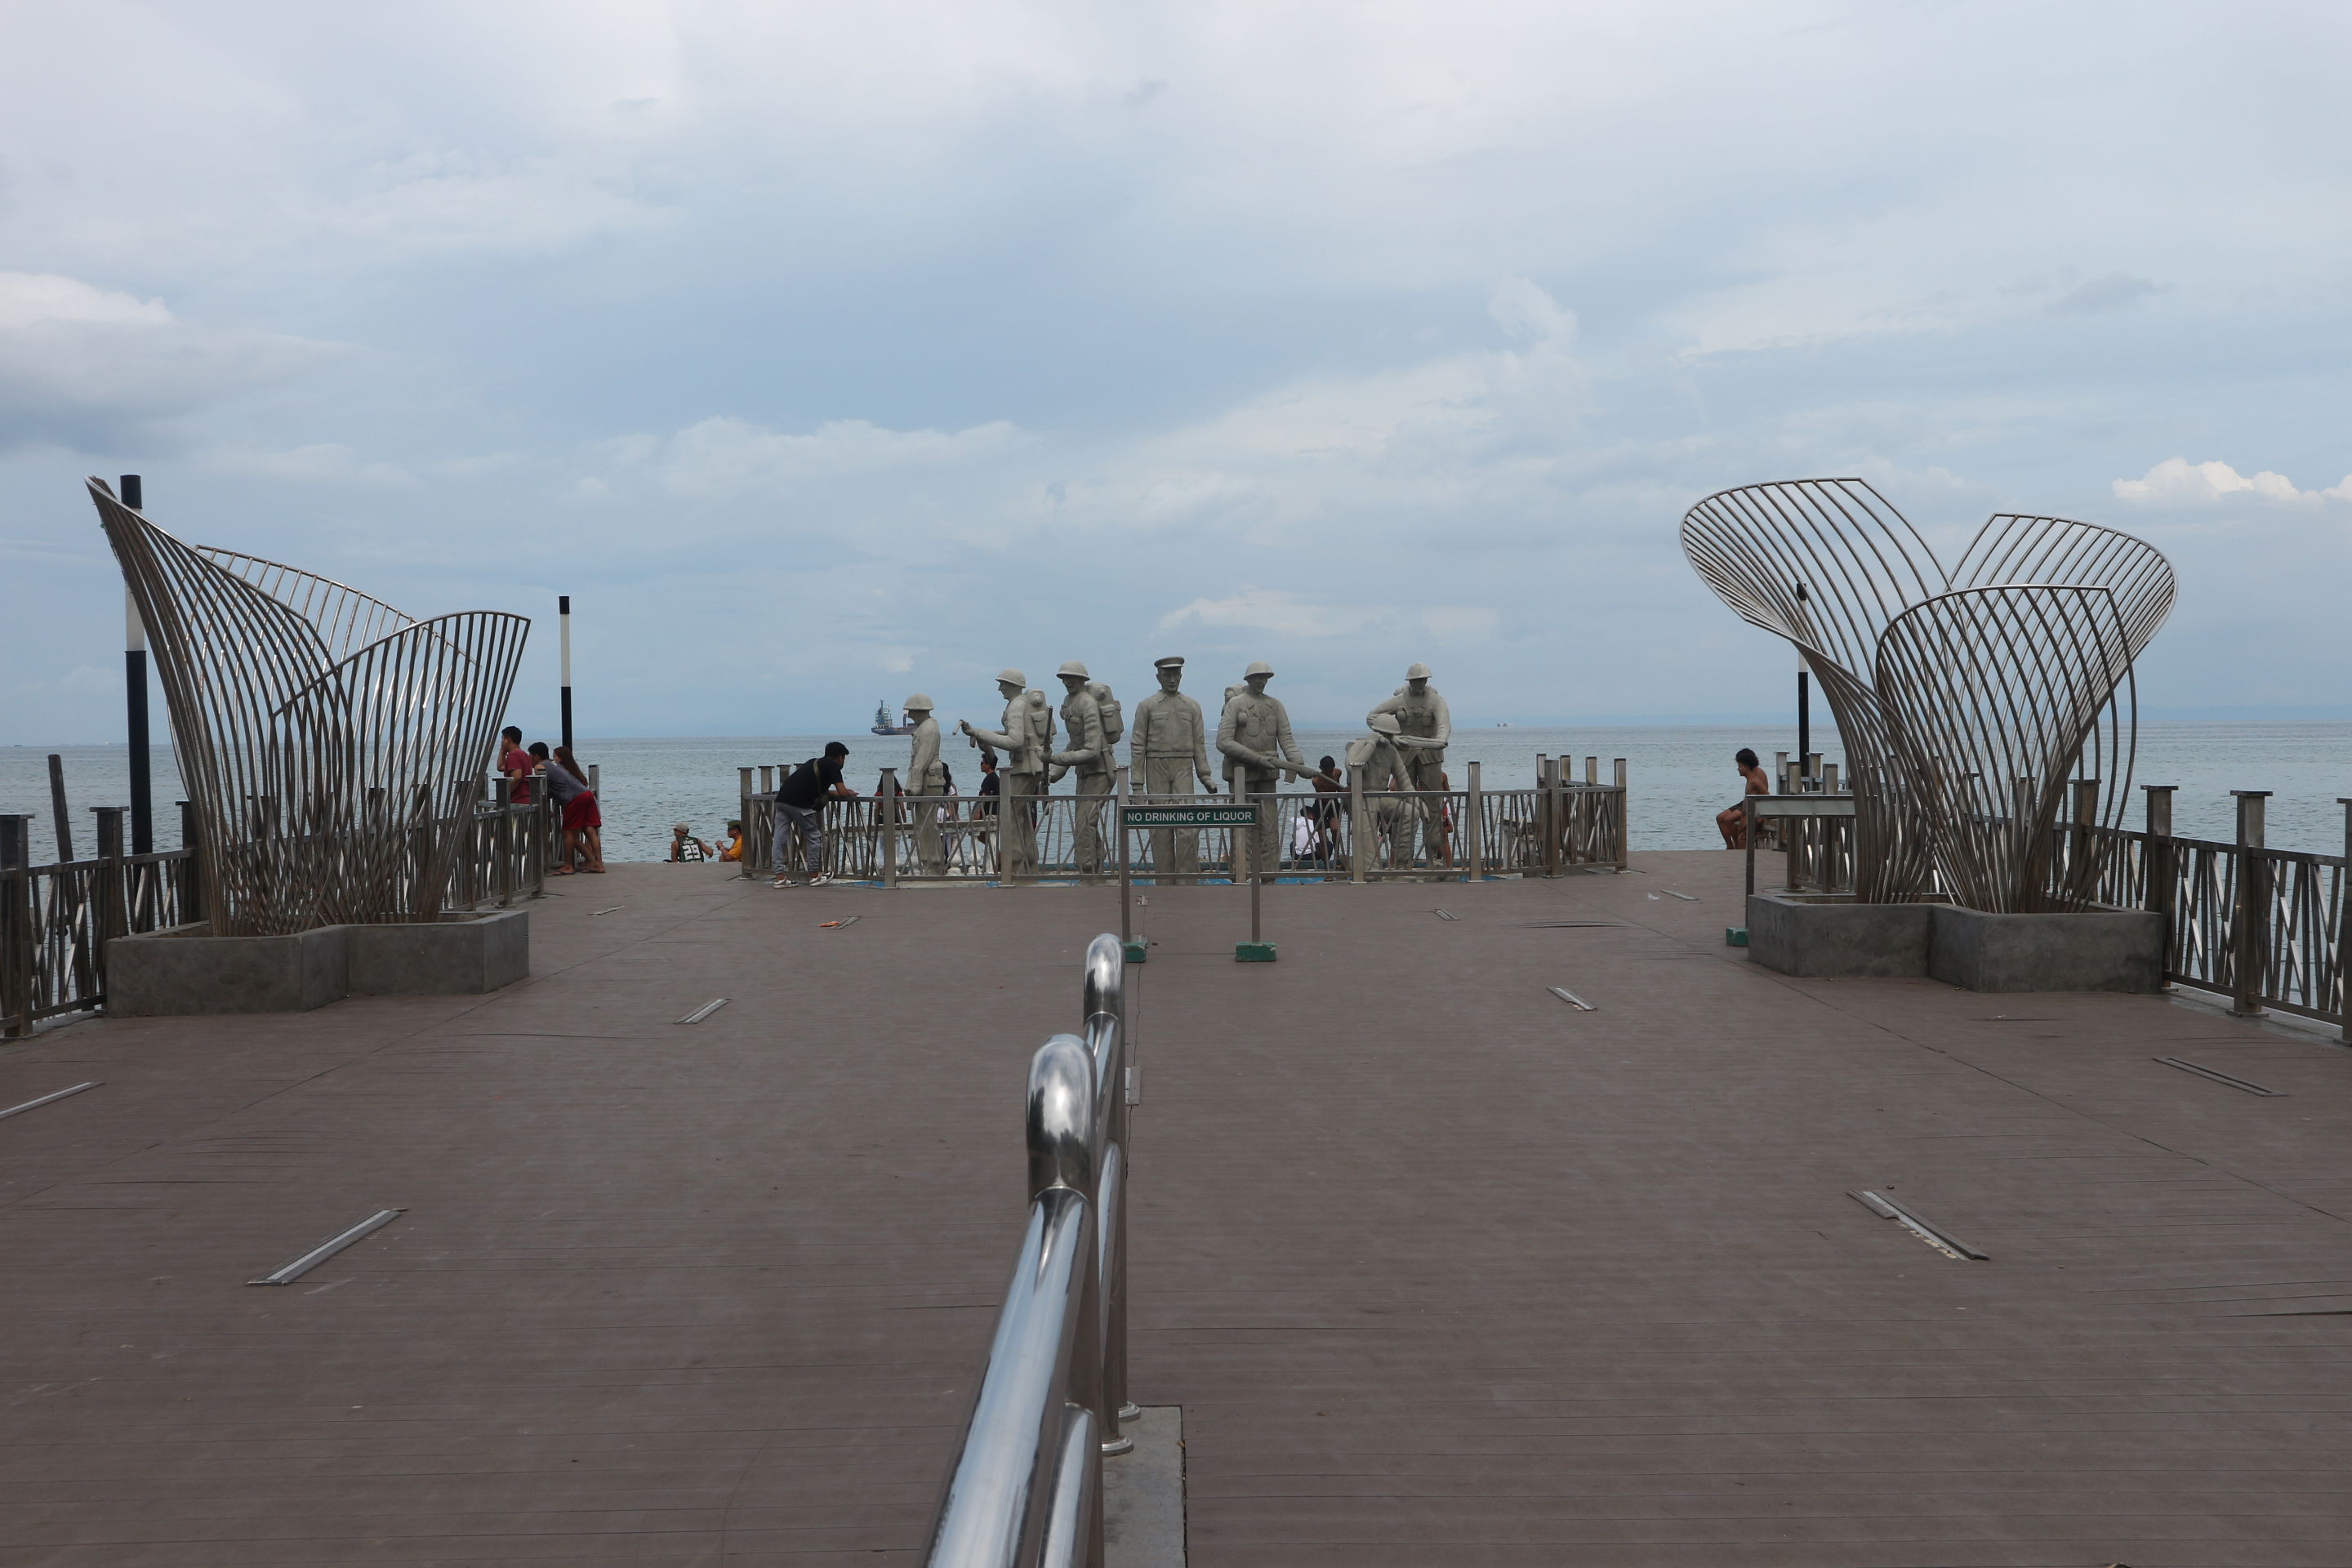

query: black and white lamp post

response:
[121,474,154,854]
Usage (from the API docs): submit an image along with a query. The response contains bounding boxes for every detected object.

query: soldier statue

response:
[1367,662,1452,864]
[1216,660,1312,880]
[1129,655,1218,876]
[1048,660,1115,878]
[902,693,947,875]
[960,669,1054,882]
[1347,711,1415,871]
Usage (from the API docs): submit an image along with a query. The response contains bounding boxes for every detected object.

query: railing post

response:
[737,768,755,879]
[1,816,31,1039]
[1082,934,1133,1456]
[2069,777,2100,903]
[1114,764,1130,884]
[1613,757,1628,871]
[2339,799,2352,1042]
[1465,760,1483,883]
[2231,790,2270,1016]
[880,768,899,889]
[178,800,201,924]
[91,808,126,1000]
[1541,756,1561,879]
[493,778,514,909]
[1348,763,1367,884]
[2143,784,2175,940]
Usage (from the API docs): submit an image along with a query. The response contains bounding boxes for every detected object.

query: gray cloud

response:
[2047,272,2166,316]
[1,2,2348,742]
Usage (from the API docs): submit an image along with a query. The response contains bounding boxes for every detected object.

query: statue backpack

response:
[1088,680,1124,748]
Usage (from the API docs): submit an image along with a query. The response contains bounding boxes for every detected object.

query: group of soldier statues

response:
[888,658,1452,880]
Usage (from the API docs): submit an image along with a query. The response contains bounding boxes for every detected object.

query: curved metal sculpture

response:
[87,478,528,936]
[1681,481,2175,911]
[1875,585,2139,912]
[1679,479,1946,902]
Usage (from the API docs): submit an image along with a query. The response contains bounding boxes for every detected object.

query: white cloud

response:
[1158,590,1379,639]
[2113,457,2352,507]
[653,416,1028,499]
[0,272,339,449]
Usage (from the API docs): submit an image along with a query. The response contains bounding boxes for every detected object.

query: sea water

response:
[6,724,2348,866]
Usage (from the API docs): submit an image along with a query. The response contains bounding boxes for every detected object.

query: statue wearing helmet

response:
[1367,662,1452,865]
[1216,661,1313,878]
[1048,660,1115,878]
[1347,711,1417,871]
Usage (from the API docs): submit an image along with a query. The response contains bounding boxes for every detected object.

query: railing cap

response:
[1027,1034,1096,1202]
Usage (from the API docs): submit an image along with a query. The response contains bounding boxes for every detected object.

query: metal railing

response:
[925,934,1132,1568]
[1761,780,2352,1038]
[737,759,1628,884]
[2060,789,2352,1031]
[0,808,196,1037]
[2,791,554,1037]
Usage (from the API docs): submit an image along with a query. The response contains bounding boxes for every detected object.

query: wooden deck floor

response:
[3,852,2350,1566]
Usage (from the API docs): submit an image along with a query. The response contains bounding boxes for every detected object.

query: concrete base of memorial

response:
[107,909,529,1016]
[1744,893,1933,978]
[1926,903,2163,993]
[1747,893,2163,992]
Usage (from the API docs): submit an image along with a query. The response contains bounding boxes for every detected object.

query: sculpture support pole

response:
[119,475,154,858]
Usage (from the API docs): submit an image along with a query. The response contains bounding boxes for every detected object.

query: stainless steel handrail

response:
[925,933,1132,1568]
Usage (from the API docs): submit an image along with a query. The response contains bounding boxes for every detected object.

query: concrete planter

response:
[109,909,528,1016]
[1927,903,2163,994]
[1746,892,2162,993]
[1744,893,1932,978]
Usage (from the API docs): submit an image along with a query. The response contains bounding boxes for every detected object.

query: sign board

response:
[1116,800,1273,960]
[1120,805,1258,827]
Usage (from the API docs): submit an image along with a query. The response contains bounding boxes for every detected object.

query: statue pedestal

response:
[108,910,529,1016]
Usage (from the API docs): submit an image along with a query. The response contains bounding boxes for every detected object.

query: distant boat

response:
[1495,721,1512,727]
[871,701,915,737]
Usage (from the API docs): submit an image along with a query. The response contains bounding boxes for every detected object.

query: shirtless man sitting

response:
[1717,747,1771,848]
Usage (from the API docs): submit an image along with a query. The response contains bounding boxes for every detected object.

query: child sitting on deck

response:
[669,822,714,862]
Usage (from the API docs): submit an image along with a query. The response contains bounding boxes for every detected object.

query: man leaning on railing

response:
[772,742,854,889]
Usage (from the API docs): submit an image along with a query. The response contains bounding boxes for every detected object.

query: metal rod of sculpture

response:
[85,478,529,937]
[1681,479,2174,911]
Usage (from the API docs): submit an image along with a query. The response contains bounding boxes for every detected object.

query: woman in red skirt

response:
[550,746,604,873]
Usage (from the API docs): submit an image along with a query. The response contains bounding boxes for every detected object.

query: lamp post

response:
[121,474,154,854]
[1793,581,1811,782]
[559,595,573,754]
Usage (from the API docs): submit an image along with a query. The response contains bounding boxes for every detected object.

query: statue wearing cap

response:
[1217,660,1313,877]
[902,693,948,875]
[1367,662,1452,863]
[959,668,1056,882]
[1048,661,1114,877]
[1129,655,1219,875]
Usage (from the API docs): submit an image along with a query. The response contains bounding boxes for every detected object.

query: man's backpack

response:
[1089,680,1124,746]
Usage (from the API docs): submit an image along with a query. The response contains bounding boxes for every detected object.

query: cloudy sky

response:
[4,0,2348,741]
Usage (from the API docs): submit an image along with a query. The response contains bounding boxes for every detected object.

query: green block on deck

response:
[1726,927,1748,947]
[1236,941,1277,963]
[1122,939,1148,964]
